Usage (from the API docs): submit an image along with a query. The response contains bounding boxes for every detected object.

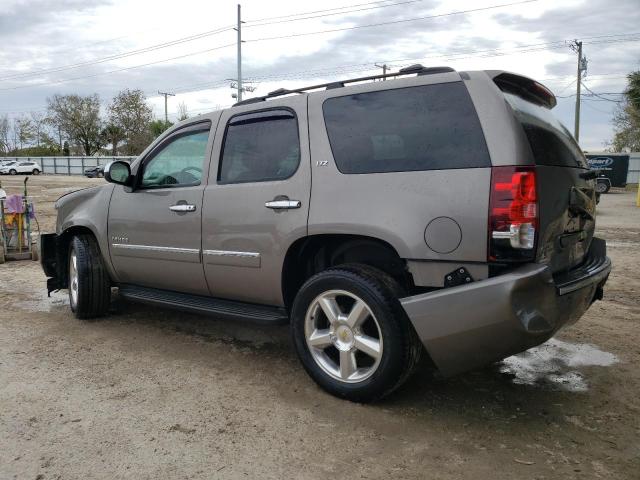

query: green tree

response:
[150,119,173,138]
[108,89,153,155]
[47,94,104,155]
[0,115,10,154]
[101,123,124,156]
[14,115,35,150]
[611,71,640,152]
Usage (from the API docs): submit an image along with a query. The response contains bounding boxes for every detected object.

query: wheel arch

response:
[56,225,109,288]
[281,234,411,310]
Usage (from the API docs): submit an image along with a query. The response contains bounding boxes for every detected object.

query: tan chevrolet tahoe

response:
[40,65,611,402]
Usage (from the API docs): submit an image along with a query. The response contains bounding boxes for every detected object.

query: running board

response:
[118,284,289,324]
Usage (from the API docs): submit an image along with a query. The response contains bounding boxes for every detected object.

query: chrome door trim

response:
[112,243,200,254]
[203,249,261,268]
[111,243,201,263]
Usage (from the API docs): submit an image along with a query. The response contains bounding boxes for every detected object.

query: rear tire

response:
[68,234,111,319]
[595,181,610,194]
[291,263,422,402]
[9,169,16,175]
[32,169,40,175]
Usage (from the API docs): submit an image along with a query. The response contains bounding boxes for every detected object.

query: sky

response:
[0,0,638,151]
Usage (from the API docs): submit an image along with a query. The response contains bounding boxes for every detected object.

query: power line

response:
[0,0,535,83]
[580,82,624,102]
[0,43,236,92]
[244,0,539,43]
[244,0,411,23]
[0,26,234,82]
[243,0,427,28]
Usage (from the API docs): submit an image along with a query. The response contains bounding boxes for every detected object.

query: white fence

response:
[628,153,640,185]
[0,156,136,175]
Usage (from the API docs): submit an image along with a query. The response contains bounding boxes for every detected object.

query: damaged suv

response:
[41,65,611,402]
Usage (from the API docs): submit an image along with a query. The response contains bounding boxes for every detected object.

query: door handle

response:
[169,204,196,212]
[265,198,301,210]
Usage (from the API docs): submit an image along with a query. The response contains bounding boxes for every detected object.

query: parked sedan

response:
[84,166,104,178]
[0,161,42,175]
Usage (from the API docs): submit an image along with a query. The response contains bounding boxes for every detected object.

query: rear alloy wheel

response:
[305,289,383,383]
[32,169,40,175]
[68,234,111,319]
[9,169,17,175]
[291,264,422,402]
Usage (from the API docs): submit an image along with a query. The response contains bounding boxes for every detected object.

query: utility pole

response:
[569,40,587,142]
[375,63,388,80]
[158,91,175,124]
[236,4,243,102]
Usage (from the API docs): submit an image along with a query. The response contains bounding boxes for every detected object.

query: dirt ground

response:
[0,175,638,479]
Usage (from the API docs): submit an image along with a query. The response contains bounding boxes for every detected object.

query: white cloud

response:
[0,0,637,149]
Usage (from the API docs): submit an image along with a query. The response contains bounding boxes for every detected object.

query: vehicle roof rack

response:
[233,64,455,106]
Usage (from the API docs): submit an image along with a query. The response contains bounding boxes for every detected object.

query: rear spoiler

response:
[486,71,557,109]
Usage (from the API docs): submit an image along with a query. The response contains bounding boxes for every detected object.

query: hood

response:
[54,184,110,210]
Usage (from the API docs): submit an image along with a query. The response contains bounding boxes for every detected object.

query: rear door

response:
[504,93,596,273]
[202,95,311,306]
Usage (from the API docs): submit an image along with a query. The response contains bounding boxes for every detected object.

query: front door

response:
[108,120,215,295]
[202,96,311,306]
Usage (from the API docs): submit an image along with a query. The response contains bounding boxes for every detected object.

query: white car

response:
[0,160,42,175]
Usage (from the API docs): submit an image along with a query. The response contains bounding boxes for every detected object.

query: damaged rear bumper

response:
[400,237,611,377]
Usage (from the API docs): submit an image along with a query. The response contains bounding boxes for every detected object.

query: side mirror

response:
[104,161,132,186]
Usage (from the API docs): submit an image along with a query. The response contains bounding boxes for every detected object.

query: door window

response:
[141,125,210,188]
[218,110,300,184]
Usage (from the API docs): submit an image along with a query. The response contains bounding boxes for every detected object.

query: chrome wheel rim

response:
[69,250,78,307]
[304,290,383,383]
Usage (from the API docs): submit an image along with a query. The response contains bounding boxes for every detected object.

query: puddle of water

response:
[498,338,619,392]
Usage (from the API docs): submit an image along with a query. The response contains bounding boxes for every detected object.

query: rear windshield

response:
[322,82,491,174]
[505,93,588,169]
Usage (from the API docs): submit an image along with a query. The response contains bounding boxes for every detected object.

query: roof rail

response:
[233,64,455,106]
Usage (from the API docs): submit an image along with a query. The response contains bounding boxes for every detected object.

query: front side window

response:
[322,82,491,174]
[141,126,210,188]
[218,110,300,184]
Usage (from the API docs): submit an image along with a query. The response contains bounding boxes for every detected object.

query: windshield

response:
[505,93,588,169]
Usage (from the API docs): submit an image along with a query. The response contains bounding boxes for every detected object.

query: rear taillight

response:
[488,166,538,261]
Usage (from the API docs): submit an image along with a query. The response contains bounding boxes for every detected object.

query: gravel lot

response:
[1,175,639,479]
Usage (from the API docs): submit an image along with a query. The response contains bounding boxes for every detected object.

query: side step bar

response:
[118,284,289,324]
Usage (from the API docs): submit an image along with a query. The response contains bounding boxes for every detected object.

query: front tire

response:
[291,264,422,402]
[68,234,111,319]
[9,169,17,175]
[32,169,40,175]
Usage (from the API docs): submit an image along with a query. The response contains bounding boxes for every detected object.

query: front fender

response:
[55,183,118,281]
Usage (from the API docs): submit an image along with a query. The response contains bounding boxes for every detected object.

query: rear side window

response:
[505,93,587,168]
[322,82,490,174]
[219,110,300,184]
